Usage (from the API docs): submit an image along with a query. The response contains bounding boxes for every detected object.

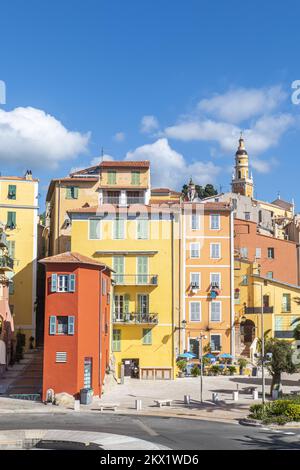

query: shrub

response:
[249,400,300,424]
[210,365,222,376]
[176,360,187,372]
[228,366,237,375]
[191,364,200,377]
[285,404,300,421]
[249,404,267,420]
[237,357,248,369]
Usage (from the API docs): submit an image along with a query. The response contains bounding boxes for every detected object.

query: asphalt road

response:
[0,413,300,450]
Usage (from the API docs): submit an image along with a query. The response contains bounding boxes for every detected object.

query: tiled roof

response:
[183,202,232,211]
[39,251,113,270]
[271,198,293,211]
[0,176,39,182]
[100,161,150,168]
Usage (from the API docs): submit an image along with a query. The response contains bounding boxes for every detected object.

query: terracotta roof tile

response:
[100,161,150,168]
[39,251,113,270]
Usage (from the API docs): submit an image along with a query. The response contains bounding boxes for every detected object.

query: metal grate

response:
[56,352,67,363]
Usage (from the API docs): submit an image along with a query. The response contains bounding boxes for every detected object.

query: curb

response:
[239,418,262,427]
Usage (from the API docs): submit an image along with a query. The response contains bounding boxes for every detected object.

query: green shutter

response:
[108,171,116,185]
[7,212,16,229]
[113,256,124,283]
[142,328,152,345]
[73,187,79,199]
[7,240,15,259]
[89,219,100,239]
[65,187,71,199]
[69,274,76,292]
[68,316,75,335]
[49,316,56,335]
[112,329,121,351]
[114,219,124,239]
[137,219,148,239]
[8,185,16,200]
[124,294,130,314]
[131,171,140,185]
[137,257,148,284]
[51,274,57,292]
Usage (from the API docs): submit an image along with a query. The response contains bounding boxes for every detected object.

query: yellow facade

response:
[0,174,39,346]
[235,258,300,354]
[231,136,254,198]
[69,210,180,379]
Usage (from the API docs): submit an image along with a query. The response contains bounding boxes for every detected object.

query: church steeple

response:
[231,134,254,198]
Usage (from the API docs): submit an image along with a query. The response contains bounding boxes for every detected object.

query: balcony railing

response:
[245,306,274,314]
[102,196,145,205]
[0,233,7,248]
[112,275,158,286]
[0,255,14,270]
[113,312,158,324]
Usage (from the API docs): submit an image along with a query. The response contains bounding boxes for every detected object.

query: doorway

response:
[122,359,139,378]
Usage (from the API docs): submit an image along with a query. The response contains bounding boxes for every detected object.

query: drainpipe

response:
[57,180,61,254]
[171,213,175,378]
[230,209,235,357]
[99,266,107,395]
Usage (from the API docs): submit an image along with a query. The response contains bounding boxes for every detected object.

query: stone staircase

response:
[0,348,43,398]
[240,343,251,358]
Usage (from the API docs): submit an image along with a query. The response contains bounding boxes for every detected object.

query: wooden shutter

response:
[7,240,15,259]
[51,274,57,292]
[69,274,76,292]
[49,316,56,335]
[8,185,16,199]
[124,294,130,314]
[137,257,148,283]
[89,219,100,239]
[7,212,16,228]
[143,328,152,345]
[68,316,75,335]
[73,187,79,199]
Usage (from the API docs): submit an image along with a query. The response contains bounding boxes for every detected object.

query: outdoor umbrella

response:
[178,352,196,359]
[219,353,233,359]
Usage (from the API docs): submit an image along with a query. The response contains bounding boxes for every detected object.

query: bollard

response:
[184,395,190,405]
[212,392,219,402]
[232,391,239,401]
[252,390,258,400]
[135,399,142,411]
[74,400,80,411]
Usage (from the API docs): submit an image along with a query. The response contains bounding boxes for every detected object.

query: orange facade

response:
[182,203,234,356]
[234,218,299,285]
[41,254,111,400]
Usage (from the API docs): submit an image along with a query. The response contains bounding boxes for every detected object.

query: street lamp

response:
[252,281,268,405]
[197,333,207,403]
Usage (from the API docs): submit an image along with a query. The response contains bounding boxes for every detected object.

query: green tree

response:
[263,338,300,394]
[291,317,300,340]
[181,183,218,200]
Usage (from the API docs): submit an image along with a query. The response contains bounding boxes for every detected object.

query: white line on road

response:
[133,419,159,437]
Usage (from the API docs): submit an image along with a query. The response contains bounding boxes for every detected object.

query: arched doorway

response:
[241,319,255,344]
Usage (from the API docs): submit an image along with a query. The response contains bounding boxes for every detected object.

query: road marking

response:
[133,419,159,437]
[283,432,296,435]
[262,428,270,431]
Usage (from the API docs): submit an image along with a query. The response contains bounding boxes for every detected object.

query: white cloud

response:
[140,115,159,134]
[0,107,90,169]
[197,86,286,123]
[113,131,125,142]
[125,138,220,189]
[251,157,279,174]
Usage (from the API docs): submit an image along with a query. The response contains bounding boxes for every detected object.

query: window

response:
[113,218,125,239]
[191,213,200,230]
[112,329,121,351]
[234,289,240,304]
[65,186,79,199]
[138,294,149,315]
[137,219,148,239]
[263,295,270,308]
[282,294,291,313]
[210,335,221,352]
[244,212,251,221]
[191,273,200,289]
[189,338,199,357]
[210,243,221,259]
[57,316,68,335]
[266,271,273,279]
[210,214,220,230]
[114,294,129,319]
[7,212,16,229]
[210,273,221,289]
[51,274,76,293]
[108,170,117,185]
[102,277,107,295]
[113,256,125,284]
[241,275,248,286]
[8,184,16,200]
[142,328,152,345]
[267,247,275,259]
[258,210,262,223]
[232,199,237,210]
[255,248,261,259]
[190,243,200,258]
[210,302,221,322]
[9,281,14,295]
[190,302,201,321]
[89,219,101,239]
[240,247,248,259]
[137,257,148,284]
[7,240,15,259]
[84,357,92,388]
[49,316,75,335]
[131,171,140,185]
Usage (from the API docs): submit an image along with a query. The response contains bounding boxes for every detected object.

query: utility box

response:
[80,388,93,405]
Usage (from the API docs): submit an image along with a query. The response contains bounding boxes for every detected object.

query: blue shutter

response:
[69,274,76,292]
[68,316,75,335]
[49,316,56,335]
[51,274,57,292]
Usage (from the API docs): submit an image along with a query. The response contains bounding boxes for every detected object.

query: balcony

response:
[244,306,274,314]
[103,196,120,204]
[113,312,158,324]
[0,255,14,270]
[112,274,158,286]
[0,233,7,248]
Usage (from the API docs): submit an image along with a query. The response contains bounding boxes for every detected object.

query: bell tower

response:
[231,134,254,198]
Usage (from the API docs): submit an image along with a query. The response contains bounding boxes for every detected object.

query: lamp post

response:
[253,281,266,405]
[197,333,207,403]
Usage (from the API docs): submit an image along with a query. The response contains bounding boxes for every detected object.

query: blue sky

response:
[1,0,300,211]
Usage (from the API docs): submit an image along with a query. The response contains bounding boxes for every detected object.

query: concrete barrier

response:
[232,391,239,401]
[135,399,142,411]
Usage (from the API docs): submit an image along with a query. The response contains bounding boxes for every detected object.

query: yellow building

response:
[0,172,39,347]
[234,258,300,356]
[45,160,180,379]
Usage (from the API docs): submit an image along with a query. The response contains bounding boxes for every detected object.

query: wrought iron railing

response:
[244,306,273,314]
[113,274,158,286]
[113,312,158,324]
[0,255,14,270]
